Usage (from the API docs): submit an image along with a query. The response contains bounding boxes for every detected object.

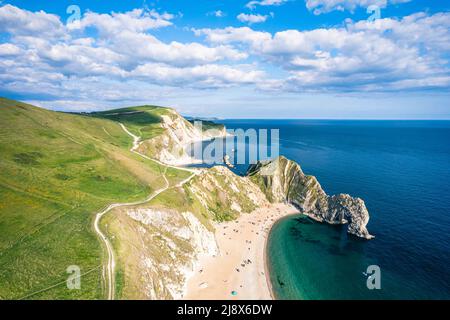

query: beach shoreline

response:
[263,219,275,300]
[184,203,299,300]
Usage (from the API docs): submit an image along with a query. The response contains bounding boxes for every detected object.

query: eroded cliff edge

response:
[136,109,227,165]
[247,156,374,239]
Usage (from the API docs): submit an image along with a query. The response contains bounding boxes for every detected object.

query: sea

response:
[189,119,450,300]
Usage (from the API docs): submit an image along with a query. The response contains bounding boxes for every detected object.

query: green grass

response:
[89,105,171,140]
[165,167,192,187]
[0,98,189,299]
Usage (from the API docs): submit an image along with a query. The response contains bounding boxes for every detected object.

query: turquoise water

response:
[218,120,450,300]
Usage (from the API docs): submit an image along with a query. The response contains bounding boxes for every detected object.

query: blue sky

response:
[0,0,449,118]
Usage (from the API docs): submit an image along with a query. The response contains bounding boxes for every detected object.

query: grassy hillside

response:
[0,98,190,299]
[90,106,170,140]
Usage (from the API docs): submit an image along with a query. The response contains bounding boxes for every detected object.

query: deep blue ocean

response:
[211,120,450,300]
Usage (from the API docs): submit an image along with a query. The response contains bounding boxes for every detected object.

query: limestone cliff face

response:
[247,156,374,239]
[138,109,227,165]
[123,207,218,300]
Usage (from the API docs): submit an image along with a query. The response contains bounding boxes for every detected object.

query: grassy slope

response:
[90,106,168,140]
[0,98,189,299]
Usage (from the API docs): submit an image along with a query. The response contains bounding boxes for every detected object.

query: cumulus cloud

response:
[237,13,272,24]
[305,0,412,15]
[0,4,261,107]
[78,8,175,36]
[193,27,271,45]
[195,12,450,92]
[0,43,22,56]
[1,3,449,111]
[100,31,247,68]
[0,4,65,37]
[132,63,265,88]
[246,0,288,10]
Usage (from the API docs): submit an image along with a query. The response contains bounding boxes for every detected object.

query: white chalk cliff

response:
[137,109,227,165]
[247,156,374,239]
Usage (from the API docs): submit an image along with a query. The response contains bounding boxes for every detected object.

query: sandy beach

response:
[184,203,299,300]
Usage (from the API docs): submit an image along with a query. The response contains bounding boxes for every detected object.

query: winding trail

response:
[119,123,198,173]
[94,123,197,300]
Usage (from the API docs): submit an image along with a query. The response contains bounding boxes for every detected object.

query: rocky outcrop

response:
[247,156,374,239]
[138,109,227,165]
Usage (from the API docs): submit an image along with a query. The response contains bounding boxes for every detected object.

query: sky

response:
[0,0,449,119]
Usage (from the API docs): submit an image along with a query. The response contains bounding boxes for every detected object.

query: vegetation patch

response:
[13,152,43,165]
[54,173,72,181]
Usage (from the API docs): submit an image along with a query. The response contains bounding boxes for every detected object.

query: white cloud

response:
[0,4,65,37]
[208,10,226,18]
[237,13,271,24]
[0,5,264,108]
[195,12,450,92]
[132,63,265,88]
[193,27,271,47]
[79,8,174,36]
[1,4,449,112]
[246,0,288,10]
[0,43,21,56]
[305,0,412,15]
[103,30,247,67]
